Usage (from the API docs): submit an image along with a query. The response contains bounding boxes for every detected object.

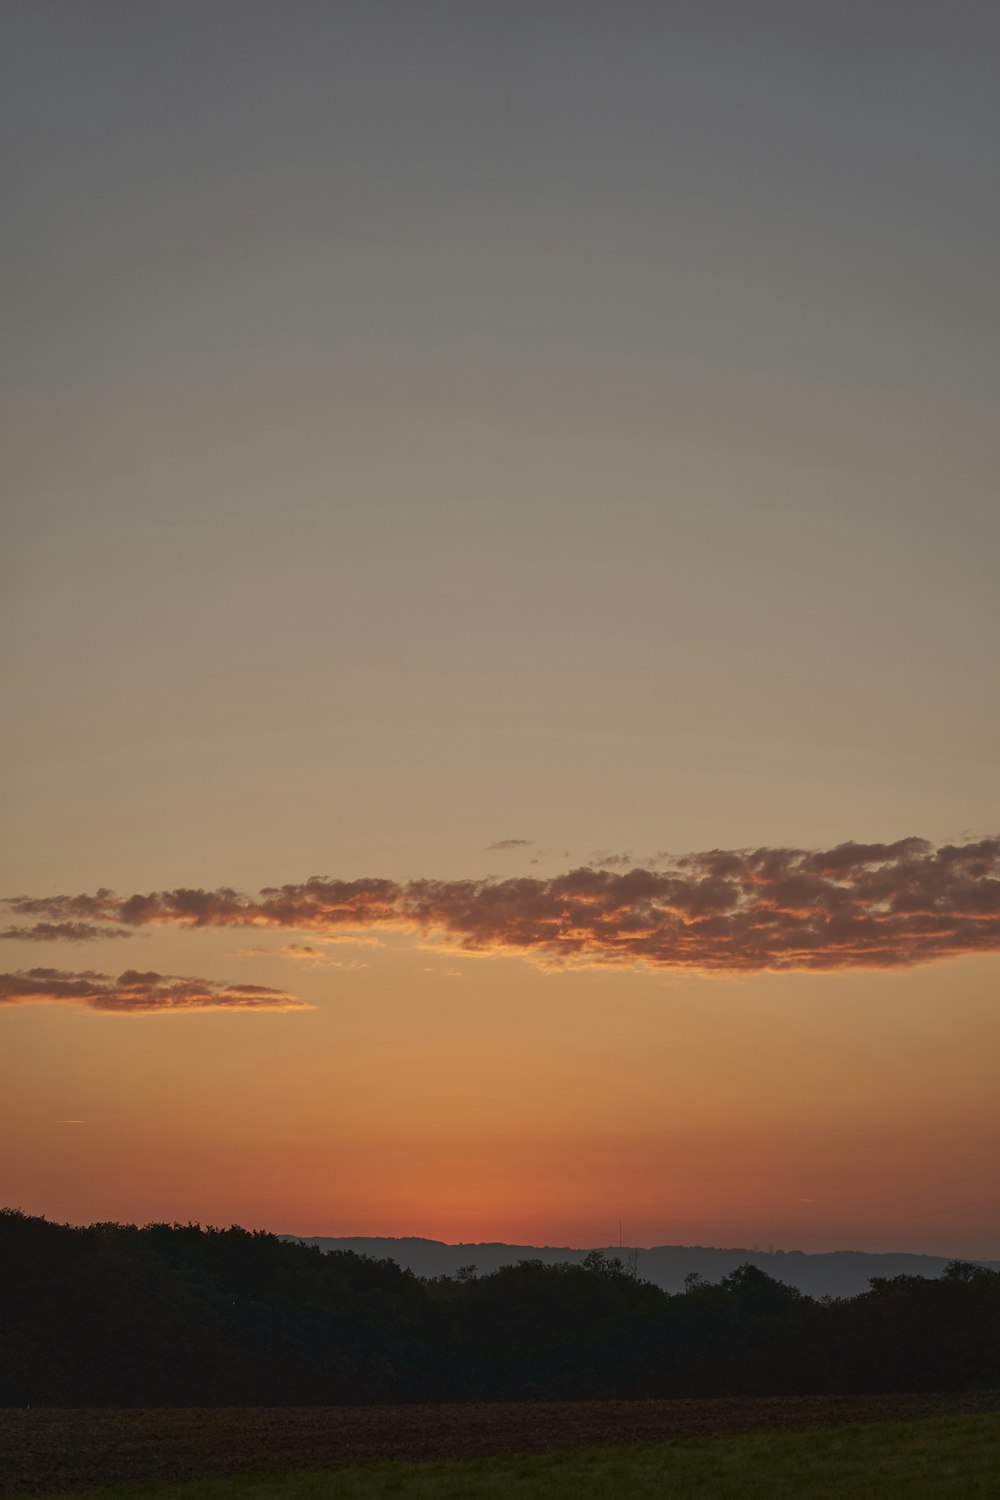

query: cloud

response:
[280,943,325,962]
[488,839,533,850]
[1,878,401,932]
[0,968,310,1013]
[0,922,132,943]
[274,942,373,970]
[316,933,384,948]
[4,836,998,974]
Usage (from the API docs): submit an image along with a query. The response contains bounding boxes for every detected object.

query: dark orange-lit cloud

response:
[0,968,309,1013]
[3,837,998,973]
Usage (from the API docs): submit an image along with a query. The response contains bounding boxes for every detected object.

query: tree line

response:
[3,1209,998,1406]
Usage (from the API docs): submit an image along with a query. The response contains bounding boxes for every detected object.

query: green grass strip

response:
[39,1412,1000,1500]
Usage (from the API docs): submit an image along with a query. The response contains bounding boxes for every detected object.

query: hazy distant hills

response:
[288,1237,1000,1300]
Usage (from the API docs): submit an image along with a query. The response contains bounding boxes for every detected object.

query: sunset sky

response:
[2,2,998,1258]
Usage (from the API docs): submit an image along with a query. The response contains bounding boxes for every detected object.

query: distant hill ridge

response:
[286,1236,1000,1300]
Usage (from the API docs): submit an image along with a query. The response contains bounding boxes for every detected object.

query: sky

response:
[1,0,998,1257]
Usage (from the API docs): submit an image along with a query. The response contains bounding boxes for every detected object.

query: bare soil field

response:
[5,1391,1000,1497]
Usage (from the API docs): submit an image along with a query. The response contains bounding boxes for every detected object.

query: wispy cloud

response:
[316,933,384,948]
[488,839,534,851]
[0,968,310,1013]
[588,850,634,869]
[1,922,132,943]
[280,943,326,963]
[4,837,998,974]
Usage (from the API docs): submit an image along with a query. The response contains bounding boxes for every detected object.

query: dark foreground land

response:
[6,1391,1000,1496]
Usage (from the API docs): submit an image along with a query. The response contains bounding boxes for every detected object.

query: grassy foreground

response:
[40,1413,1000,1500]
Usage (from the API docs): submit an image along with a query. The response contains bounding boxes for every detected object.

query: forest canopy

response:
[3,1209,999,1406]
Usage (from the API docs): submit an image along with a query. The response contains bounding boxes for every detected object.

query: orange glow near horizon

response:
[4,938,999,1260]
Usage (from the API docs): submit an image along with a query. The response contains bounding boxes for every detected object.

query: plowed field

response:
[6,1391,1000,1496]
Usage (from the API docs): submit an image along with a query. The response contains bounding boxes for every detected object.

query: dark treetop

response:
[3,1210,1000,1406]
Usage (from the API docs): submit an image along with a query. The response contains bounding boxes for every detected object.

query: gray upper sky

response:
[2,1,998,887]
